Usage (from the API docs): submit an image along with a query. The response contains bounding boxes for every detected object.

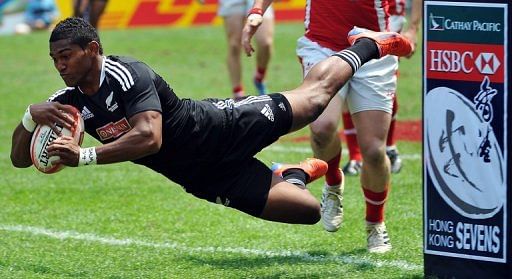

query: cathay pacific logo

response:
[428,13,501,32]
[429,14,444,31]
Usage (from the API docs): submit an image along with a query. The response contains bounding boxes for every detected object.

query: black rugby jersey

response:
[48,55,225,171]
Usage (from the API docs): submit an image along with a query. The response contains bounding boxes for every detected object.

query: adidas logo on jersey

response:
[278,102,286,111]
[81,106,94,120]
[260,104,274,122]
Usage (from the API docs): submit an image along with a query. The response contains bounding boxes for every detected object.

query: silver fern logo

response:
[106,91,119,112]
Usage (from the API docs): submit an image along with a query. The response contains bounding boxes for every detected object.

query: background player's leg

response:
[309,94,344,231]
[309,95,343,164]
[352,110,391,193]
[89,0,108,29]
[386,94,403,173]
[73,0,87,18]
[222,14,246,98]
[342,104,363,176]
[352,110,393,252]
[253,16,274,95]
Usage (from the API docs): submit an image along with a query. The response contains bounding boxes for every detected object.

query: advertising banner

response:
[423,0,511,277]
[55,0,306,29]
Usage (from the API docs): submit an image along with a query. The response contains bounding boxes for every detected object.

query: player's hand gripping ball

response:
[30,107,84,173]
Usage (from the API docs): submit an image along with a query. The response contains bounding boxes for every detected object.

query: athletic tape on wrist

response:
[22,105,37,132]
[79,147,97,166]
[248,8,263,15]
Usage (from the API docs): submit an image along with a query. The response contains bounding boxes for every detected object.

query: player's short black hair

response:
[50,17,103,55]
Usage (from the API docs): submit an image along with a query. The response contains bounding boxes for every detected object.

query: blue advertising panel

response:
[423,0,511,277]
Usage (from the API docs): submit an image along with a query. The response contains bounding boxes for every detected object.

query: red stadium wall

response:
[55,0,306,29]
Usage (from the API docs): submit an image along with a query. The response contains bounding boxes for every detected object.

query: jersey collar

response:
[78,56,106,94]
[99,56,106,87]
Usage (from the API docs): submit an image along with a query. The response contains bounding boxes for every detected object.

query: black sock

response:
[282,168,309,188]
[332,38,380,73]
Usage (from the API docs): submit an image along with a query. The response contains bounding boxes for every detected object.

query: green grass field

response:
[0,23,423,278]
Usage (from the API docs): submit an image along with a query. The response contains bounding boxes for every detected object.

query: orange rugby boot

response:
[347,26,413,58]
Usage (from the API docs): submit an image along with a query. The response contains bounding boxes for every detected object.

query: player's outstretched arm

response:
[10,102,77,168]
[242,0,274,56]
[48,110,163,167]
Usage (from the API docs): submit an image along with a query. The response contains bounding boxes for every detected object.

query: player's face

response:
[49,39,95,87]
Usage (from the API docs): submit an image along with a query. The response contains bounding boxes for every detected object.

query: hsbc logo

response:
[429,50,473,73]
[475,53,501,74]
[429,50,501,75]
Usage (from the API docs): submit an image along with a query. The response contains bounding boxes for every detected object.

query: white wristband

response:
[79,147,97,166]
[247,13,263,27]
[22,105,37,132]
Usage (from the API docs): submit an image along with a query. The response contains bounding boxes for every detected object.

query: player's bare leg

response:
[223,14,245,97]
[260,175,321,224]
[386,95,402,173]
[88,0,108,29]
[278,27,411,244]
[260,158,327,224]
[284,57,354,131]
[253,16,274,95]
[73,0,88,18]
[283,27,412,131]
[309,95,343,161]
[353,111,391,192]
[280,55,357,228]
[342,103,363,176]
[309,94,344,231]
[353,110,393,253]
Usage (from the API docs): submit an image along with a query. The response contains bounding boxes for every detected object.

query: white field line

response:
[267,145,422,160]
[0,224,422,271]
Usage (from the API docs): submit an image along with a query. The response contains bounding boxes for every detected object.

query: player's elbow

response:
[10,154,32,168]
[147,138,161,155]
[140,130,162,155]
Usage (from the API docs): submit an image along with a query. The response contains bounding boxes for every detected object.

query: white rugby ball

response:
[30,107,84,174]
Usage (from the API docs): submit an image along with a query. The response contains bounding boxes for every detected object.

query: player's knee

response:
[361,145,387,166]
[310,118,338,142]
[257,37,273,49]
[228,41,241,55]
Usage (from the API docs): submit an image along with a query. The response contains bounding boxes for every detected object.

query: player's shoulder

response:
[105,55,150,71]
[47,86,76,102]
[104,55,154,92]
